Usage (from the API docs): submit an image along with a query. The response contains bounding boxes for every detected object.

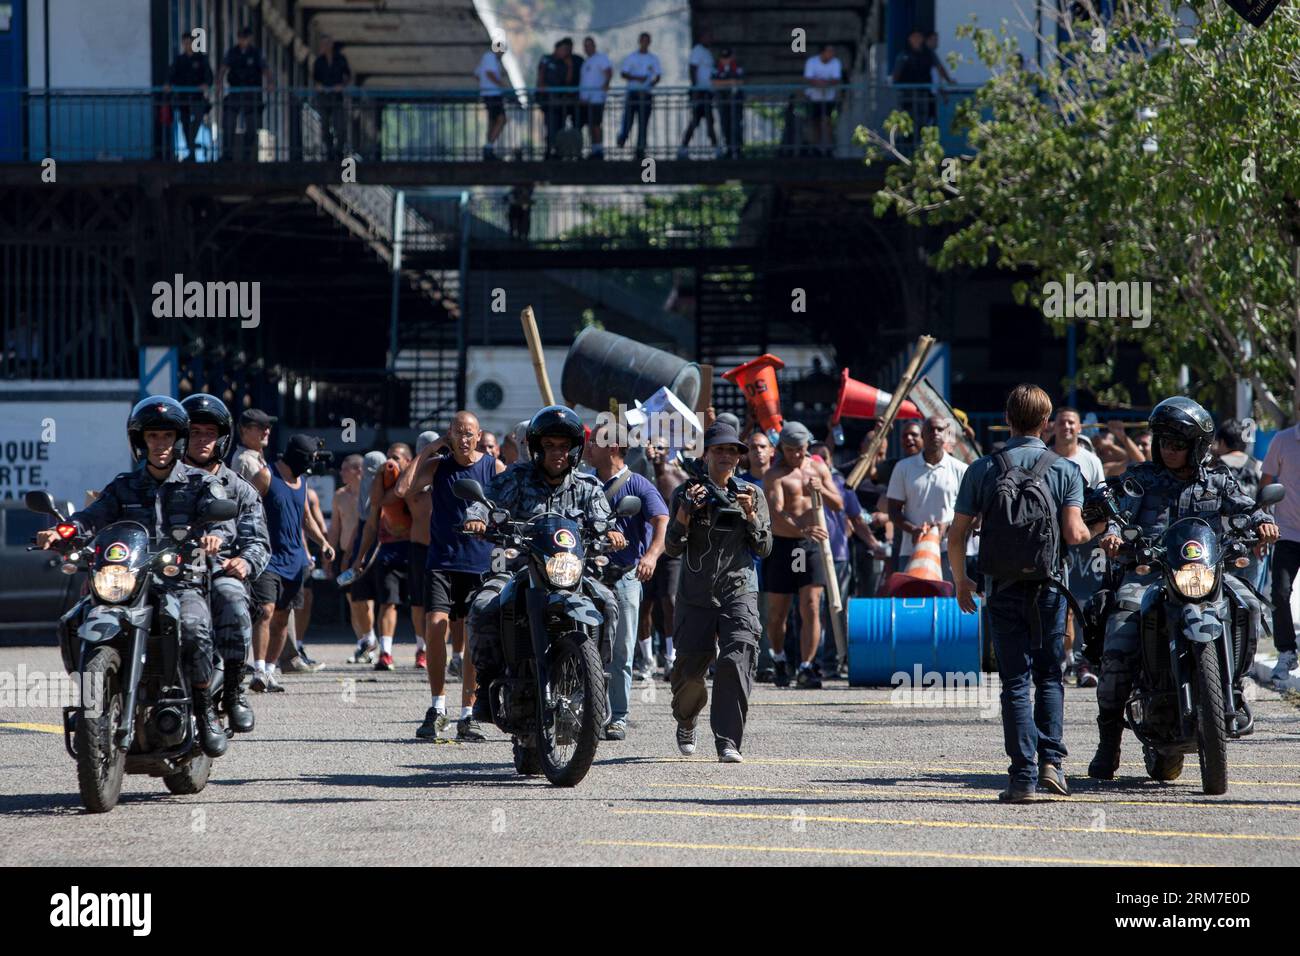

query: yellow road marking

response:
[0,721,63,734]
[582,839,1186,867]
[644,781,1300,811]
[612,806,1300,843]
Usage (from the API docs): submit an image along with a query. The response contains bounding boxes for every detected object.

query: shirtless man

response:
[761,421,842,689]
[399,432,440,670]
[401,412,506,741]
[641,436,690,677]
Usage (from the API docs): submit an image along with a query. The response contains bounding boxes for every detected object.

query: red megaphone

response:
[831,369,922,424]
[721,354,785,433]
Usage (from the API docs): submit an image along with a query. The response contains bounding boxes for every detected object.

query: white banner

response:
[0,396,134,507]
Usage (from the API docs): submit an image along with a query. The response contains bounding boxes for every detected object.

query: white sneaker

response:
[348,637,377,664]
[719,747,743,763]
[1271,650,1299,681]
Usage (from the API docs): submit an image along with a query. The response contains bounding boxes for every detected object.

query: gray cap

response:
[716,412,742,432]
[358,450,387,514]
[779,421,812,447]
[416,430,440,453]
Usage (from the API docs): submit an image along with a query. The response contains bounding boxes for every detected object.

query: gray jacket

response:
[467,461,613,527]
[664,477,772,608]
[207,461,271,578]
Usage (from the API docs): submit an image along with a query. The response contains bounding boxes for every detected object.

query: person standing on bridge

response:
[711,47,745,159]
[474,44,509,161]
[677,28,717,160]
[616,33,661,161]
[579,36,613,160]
[164,32,213,162]
[217,26,272,163]
[803,44,843,157]
[538,38,582,160]
[312,34,352,161]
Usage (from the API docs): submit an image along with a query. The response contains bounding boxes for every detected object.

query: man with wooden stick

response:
[761,421,842,689]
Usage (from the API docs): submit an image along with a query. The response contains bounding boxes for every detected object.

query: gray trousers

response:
[1097,577,1149,714]
[670,591,760,754]
[168,588,215,685]
[211,574,252,661]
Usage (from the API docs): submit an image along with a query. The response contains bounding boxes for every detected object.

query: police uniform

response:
[465,460,617,681]
[71,460,225,686]
[1097,459,1267,714]
[206,462,270,661]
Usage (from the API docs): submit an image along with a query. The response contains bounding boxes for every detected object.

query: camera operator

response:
[664,421,772,762]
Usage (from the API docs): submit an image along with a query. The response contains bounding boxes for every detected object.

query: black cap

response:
[239,408,277,427]
[703,421,747,452]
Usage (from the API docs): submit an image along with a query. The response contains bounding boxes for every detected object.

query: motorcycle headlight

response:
[544,552,583,588]
[1172,563,1215,600]
[92,565,138,603]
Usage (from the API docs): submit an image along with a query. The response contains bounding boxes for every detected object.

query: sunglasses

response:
[1161,437,1191,451]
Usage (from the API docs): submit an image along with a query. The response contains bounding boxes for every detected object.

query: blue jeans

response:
[617,90,653,151]
[607,570,643,724]
[987,580,1067,787]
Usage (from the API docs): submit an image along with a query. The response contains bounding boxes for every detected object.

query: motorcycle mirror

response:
[25,490,61,518]
[1121,478,1144,498]
[616,495,642,518]
[1257,483,1285,508]
[1122,527,1141,541]
[1228,514,1251,531]
[452,478,488,505]
[171,526,190,541]
[490,508,510,525]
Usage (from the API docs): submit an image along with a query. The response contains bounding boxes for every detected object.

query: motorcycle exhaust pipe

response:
[151,706,187,747]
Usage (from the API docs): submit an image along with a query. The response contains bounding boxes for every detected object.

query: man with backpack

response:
[948,384,1092,802]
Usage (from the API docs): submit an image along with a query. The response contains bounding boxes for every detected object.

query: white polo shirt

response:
[580,51,612,103]
[474,51,505,95]
[620,51,662,91]
[688,43,713,89]
[886,451,967,556]
[803,55,843,102]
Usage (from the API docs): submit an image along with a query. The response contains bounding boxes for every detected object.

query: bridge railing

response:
[1,83,979,164]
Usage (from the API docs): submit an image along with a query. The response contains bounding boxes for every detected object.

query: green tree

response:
[860,0,1300,425]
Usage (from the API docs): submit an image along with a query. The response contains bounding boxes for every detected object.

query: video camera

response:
[1081,475,1143,526]
[304,439,334,476]
[683,457,746,530]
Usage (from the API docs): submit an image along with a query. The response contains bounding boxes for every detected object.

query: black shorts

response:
[483,95,505,122]
[806,100,835,121]
[351,544,409,606]
[579,101,604,128]
[252,569,306,611]
[763,536,828,594]
[644,554,682,602]
[408,543,429,607]
[690,90,714,119]
[425,569,483,620]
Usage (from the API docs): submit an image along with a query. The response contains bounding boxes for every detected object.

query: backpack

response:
[977,450,1062,583]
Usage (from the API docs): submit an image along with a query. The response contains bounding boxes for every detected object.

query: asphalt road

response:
[2,633,1299,867]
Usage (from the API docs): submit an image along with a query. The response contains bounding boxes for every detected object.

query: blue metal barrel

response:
[847,596,983,686]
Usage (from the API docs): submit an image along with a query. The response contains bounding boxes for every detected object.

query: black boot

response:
[221,660,255,734]
[472,674,494,723]
[1087,709,1123,779]
[194,686,228,758]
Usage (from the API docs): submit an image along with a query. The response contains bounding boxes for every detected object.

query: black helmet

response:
[526,405,585,471]
[127,395,190,465]
[181,393,234,463]
[1148,396,1215,468]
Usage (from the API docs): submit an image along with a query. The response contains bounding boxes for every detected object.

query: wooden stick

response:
[845,334,936,489]
[520,306,555,406]
[696,364,713,412]
[987,421,1147,432]
[810,487,846,658]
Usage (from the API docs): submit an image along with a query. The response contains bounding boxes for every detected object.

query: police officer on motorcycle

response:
[34,396,232,758]
[1088,397,1279,779]
[181,393,270,736]
[462,405,626,724]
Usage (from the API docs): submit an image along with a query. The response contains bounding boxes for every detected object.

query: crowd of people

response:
[40,382,1295,785]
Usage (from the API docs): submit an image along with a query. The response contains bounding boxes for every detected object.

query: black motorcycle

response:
[25,489,239,812]
[1081,480,1283,794]
[453,478,640,787]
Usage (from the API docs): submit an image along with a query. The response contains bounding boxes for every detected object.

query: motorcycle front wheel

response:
[512,736,543,776]
[1193,642,1229,795]
[1142,745,1184,781]
[75,646,127,813]
[538,633,603,787]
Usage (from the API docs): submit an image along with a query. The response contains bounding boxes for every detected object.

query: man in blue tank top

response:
[247,434,335,692]
[401,412,506,741]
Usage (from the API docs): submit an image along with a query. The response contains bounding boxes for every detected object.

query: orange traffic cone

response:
[904,524,944,580]
[722,354,785,434]
[831,369,922,424]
